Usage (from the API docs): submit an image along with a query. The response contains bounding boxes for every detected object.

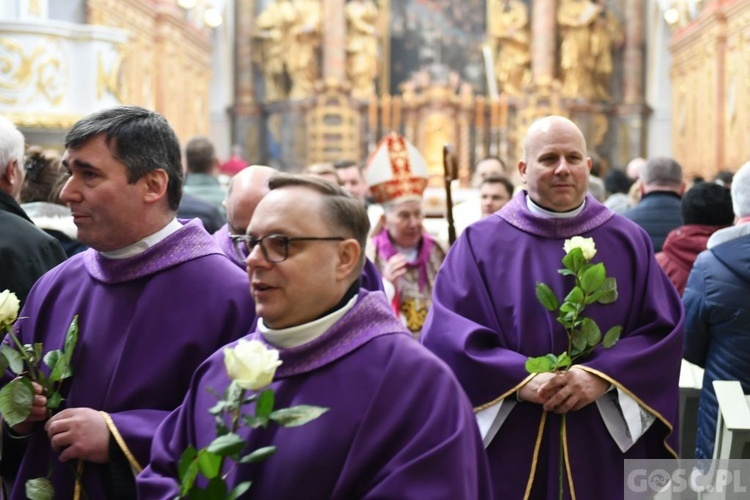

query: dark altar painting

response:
[389,0,487,93]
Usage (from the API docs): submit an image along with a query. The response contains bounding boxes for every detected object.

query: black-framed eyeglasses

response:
[230,234,345,263]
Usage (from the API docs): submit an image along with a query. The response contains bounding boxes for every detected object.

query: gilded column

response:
[531,0,557,91]
[235,0,255,106]
[622,0,645,104]
[323,0,346,81]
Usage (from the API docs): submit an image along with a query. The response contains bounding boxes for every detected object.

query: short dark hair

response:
[267,173,369,273]
[603,169,633,195]
[480,174,514,198]
[681,182,734,226]
[65,106,183,210]
[185,136,217,174]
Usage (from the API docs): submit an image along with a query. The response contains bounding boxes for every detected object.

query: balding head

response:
[519,116,591,212]
[225,165,277,235]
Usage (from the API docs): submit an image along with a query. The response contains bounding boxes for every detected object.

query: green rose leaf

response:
[64,316,79,355]
[46,391,63,411]
[525,355,554,373]
[197,449,222,479]
[239,445,277,464]
[177,445,198,491]
[535,283,559,312]
[556,352,572,370]
[559,302,576,314]
[206,432,246,457]
[597,277,618,304]
[0,352,7,375]
[45,350,69,383]
[564,287,584,304]
[25,477,54,500]
[570,330,587,352]
[585,291,603,304]
[227,482,253,500]
[1,344,24,375]
[602,326,622,348]
[0,377,33,427]
[256,389,275,419]
[270,405,329,427]
[204,477,228,499]
[581,318,602,347]
[562,247,584,273]
[242,414,269,429]
[556,316,573,329]
[580,263,606,293]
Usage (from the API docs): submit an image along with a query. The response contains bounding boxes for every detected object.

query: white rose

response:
[224,339,282,391]
[0,290,20,328]
[563,236,597,261]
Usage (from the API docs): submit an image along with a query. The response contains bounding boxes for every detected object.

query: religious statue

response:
[590,4,623,101]
[253,0,295,101]
[287,0,322,99]
[489,0,531,96]
[345,0,380,100]
[557,0,602,99]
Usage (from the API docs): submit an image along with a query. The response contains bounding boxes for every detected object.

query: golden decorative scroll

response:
[0,37,66,106]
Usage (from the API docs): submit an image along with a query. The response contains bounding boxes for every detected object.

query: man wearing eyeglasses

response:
[215,165,385,292]
[139,173,492,499]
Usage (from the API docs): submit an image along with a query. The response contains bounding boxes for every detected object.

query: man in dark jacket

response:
[656,182,734,295]
[623,157,685,251]
[684,160,750,460]
[0,116,66,305]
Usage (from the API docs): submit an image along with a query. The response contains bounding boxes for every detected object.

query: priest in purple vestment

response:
[138,173,492,499]
[421,116,684,499]
[1,106,256,500]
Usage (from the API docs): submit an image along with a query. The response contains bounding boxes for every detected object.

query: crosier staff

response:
[443,144,458,246]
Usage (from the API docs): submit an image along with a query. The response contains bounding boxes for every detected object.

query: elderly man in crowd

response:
[623,157,686,252]
[422,116,684,499]
[138,173,492,499]
[365,133,446,338]
[0,116,66,304]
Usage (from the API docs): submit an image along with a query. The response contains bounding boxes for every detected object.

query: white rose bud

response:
[224,339,282,391]
[0,290,20,328]
[563,236,597,261]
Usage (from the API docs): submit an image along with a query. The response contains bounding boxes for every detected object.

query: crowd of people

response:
[0,107,746,498]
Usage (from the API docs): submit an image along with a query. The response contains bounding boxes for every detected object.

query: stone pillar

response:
[233,0,265,163]
[322,0,346,82]
[531,0,557,92]
[235,0,255,106]
[622,0,645,104]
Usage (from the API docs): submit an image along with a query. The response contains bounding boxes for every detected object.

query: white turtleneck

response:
[259,295,358,349]
[100,218,181,260]
[526,196,585,219]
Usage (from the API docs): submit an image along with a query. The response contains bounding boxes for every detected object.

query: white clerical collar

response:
[394,244,418,262]
[526,196,585,219]
[100,218,182,260]
[259,294,358,349]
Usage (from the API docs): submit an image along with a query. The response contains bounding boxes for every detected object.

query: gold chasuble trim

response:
[99,411,143,473]
[573,366,679,459]
[562,415,577,500]
[474,373,537,412]
[74,460,84,500]
[523,410,548,500]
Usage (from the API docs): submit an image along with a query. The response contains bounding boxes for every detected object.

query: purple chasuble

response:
[3,219,256,500]
[213,223,385,292]
[421,192,684,499]
[138,290,492,499]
